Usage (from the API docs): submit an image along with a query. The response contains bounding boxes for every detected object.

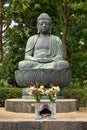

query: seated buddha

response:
[18,13,69,70]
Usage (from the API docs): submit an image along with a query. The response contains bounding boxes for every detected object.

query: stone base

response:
[5,99,79,113]
[15,69,72,87]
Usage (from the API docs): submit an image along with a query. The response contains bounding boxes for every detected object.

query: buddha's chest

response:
[35,37,50,50]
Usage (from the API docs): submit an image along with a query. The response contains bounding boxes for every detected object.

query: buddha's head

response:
[37,13,52,34]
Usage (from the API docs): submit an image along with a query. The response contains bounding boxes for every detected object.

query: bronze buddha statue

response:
[15,13,71,87]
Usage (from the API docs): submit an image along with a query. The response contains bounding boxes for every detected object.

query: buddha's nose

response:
[43,23,46,27]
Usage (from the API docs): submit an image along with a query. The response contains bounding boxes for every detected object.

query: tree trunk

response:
[0,0,3,61]
[62,19,68,60]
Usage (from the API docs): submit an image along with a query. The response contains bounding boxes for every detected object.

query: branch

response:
[2,0,17,33]
[2,15,12,33]
[67,0,72,18]
[59,5,67,24]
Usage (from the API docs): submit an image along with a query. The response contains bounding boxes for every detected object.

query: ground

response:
[0,107,87,121]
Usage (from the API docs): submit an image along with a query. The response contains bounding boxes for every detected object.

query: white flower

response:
[40,85,44,89]
[56,86,60,91]
[28,91,32,95]
[45,90,49,94]
[29,86,35,90]
[31,103,35,107]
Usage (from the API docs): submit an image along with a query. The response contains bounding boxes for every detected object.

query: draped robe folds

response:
[19,35,66,70]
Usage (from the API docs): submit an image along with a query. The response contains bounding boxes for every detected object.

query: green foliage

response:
[2,25,30,85]
[0,79,12,88]
[63,88,87,107]
[70,1,87,11]
[69,52,87,87]
[0,64,3,79]
[67,15,87,55]
[0,87,22,107]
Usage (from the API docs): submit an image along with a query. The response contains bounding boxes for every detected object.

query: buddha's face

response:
[37,19,51,34]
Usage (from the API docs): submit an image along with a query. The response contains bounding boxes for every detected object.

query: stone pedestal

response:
[15,69,72,87]
[5,99,79,113]
[35,103,56,120]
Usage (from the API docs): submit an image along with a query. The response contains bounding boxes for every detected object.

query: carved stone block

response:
[35,102,56,120]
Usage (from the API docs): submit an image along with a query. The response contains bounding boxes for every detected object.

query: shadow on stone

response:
[39,106,51,119]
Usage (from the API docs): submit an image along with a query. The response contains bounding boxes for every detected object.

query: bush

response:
[63,88,87,107]
[0,87,22,107]
[69,52,87,87]
[0,79,13,88]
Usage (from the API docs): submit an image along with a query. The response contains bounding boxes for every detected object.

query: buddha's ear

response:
[37,29,40,34]
[37,23,39,33]
[49,24,52,34]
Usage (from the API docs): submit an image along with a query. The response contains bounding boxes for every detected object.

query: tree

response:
[0,0,3,61]
[54,0,87,59]
[67,0,87,55]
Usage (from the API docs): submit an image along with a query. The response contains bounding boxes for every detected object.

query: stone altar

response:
[5,99,79,113]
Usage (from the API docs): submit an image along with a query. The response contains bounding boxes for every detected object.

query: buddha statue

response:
[15,13,71,87]
[18,13,69,70]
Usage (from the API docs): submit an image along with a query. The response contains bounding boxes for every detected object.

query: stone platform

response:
[0,107,87,130]
[5,99,79,113]
[15,69,72,87]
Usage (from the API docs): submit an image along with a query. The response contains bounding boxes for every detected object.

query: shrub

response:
[63,88,87,107]
[69,52,87,87]
[0,88,22,107]
[0,79,12,88]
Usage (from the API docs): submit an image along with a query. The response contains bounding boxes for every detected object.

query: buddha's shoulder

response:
[28,35,38,40]
[51,35,61,41]
[26,35,38,45]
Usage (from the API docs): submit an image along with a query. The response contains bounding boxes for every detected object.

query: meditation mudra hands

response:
[36,58,54,63]
[25,56,53,63]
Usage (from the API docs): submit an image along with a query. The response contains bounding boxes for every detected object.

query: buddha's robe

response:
[18,35,69,70]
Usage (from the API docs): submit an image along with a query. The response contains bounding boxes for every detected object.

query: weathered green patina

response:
[18,13,69,70]
[15,13,71,87]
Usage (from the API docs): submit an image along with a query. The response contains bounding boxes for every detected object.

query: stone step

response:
[5,99,79,113]
[0,120,87,130]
